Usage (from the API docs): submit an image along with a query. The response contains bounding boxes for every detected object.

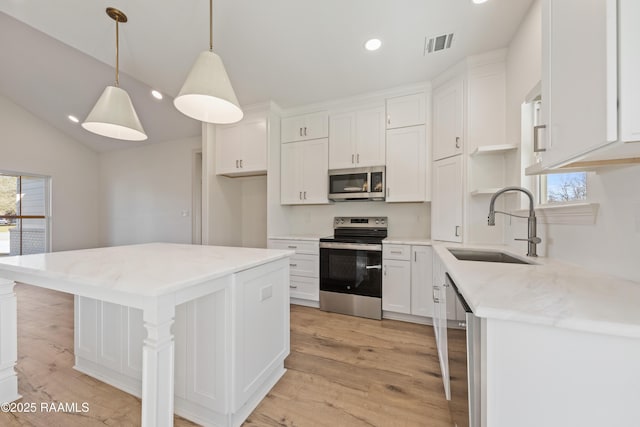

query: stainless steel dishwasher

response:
[446,273,481,427]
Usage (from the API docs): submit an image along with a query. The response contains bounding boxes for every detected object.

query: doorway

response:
[0,173,50,256]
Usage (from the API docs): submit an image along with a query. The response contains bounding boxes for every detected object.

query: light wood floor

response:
[1,284,454,426]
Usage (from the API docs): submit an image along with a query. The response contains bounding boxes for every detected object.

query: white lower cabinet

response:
[74,260,290,426]
[382,259,411,314]
[411,246,433,317]
[382,243,433,321]
[268,238,319,305]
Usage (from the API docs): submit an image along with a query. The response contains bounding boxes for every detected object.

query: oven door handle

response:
[365,264,382,270]
[319,242,382,251]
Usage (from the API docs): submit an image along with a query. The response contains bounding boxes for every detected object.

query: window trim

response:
[514,202,599,225]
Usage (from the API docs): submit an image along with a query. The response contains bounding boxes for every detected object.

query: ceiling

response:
[0,0,534,152]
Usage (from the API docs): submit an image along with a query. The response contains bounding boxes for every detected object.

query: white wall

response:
[504,1,640,282]
[0,95,100,251]
[286,202,430,238]
[99,136,201,246]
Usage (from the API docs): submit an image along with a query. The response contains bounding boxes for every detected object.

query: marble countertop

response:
[267,235,326,241]
[0,243,293,298]
[384,237,432,245]
[433,243,640,339]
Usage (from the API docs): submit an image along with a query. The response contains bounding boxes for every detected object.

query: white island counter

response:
[0,243,293,427]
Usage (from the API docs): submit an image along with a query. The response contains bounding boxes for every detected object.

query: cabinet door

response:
[239,117,267,173]
[432,156,463,242]
[215,123,244,175]
[300,138,329,204]
[619,0,640,142]
[433,79,464,160]
[289,275,319,301]
[386,93,426,129]
[282,112,328,142]
[281,116,307,143]
[411,246,433,318]
[329,112,356,169]
[540,0,614,168]
[280,142,303,204]
[386,126,426,202]
[382,259,411,314]
[304,111,330,141]
[356,106,386,167]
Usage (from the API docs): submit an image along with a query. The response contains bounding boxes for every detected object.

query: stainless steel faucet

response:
[487,186,541,257]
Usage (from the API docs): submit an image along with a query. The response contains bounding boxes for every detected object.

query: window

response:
[0,174,50,256]
[539,172,587,204]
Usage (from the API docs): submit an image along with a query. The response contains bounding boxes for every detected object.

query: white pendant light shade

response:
[82,85,147,141]
[174,50,243,124]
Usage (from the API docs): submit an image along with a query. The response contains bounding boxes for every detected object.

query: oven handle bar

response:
[319,242,382,251]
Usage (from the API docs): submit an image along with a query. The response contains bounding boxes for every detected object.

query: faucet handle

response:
[515,237,542,244]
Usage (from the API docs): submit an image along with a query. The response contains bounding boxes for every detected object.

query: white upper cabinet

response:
[386,93,426,129]
[216,116,268,176]
[281,138,329,205]
[433,79,464,161]
[538,0,613,168]
[619,0,640,143]
[432,155,463,243]
[328,105,385,169]
[386,125,427,202]
[281,111,329,143]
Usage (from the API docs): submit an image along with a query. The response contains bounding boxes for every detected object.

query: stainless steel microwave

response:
[328,166,385,201]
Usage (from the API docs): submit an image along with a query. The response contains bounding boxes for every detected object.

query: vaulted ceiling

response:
[0,0,534,151]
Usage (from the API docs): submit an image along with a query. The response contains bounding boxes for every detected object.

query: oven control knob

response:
[375,219,379,224]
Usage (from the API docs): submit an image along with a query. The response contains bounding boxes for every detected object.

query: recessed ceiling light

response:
[364,38,382,51]
[151,90,163,100]
[472,0,489,4]
[68,115,79,123]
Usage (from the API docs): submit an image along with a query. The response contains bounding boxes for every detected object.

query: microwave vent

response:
[424,33,454,55]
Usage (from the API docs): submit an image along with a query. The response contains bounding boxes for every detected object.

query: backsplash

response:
[287,201,430,238]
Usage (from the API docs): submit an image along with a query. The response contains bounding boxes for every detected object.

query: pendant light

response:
[174,0,243,124]
[82,8,147,141]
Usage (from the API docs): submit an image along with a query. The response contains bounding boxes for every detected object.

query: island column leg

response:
[0,280,20,404]
[141,298,176,427]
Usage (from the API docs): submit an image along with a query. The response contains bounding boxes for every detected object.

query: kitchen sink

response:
[448,248,535,265]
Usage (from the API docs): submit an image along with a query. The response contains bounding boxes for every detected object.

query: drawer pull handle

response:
[290,285,298,289]
[391,250,402,254]
[290,263,297,267]
[287,245,297,249]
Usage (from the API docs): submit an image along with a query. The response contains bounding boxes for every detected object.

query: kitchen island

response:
[0,243,293,427]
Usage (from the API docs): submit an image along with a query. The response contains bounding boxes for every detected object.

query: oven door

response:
[319,242,382,297]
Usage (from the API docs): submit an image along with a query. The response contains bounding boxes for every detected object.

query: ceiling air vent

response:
[424,33,454,55]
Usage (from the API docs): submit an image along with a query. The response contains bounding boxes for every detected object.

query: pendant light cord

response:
[115,15,120,87]
[209,0,213,51]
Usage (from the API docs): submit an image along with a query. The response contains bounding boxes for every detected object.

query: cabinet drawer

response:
[289,254,319,278]
[268,239,319,255]
[289,276,319,301]
[383,244,411,260]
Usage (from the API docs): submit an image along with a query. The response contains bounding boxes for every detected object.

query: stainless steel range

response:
[319,217,387,320]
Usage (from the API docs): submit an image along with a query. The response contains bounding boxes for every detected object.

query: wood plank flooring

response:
[0,284,454,426]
